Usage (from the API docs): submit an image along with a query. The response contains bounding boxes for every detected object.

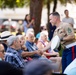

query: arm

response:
[23,21,32,28]
[21,51,37,57]
[14,55,24,68]
[41,41,51,51]
[62,25,75,41]
[43,51,59,57]
[63,35,75,41]
[37,42,44,49]
[26,20,34,28]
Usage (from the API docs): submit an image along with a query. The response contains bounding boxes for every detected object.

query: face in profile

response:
[14,39,21,50]
[49,15,57,26]
[27,33,35,42]
[20,36,25,46]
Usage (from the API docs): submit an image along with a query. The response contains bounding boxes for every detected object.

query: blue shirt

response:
[5,47,25,69]
[25,41,41,59]
[23,21,33,33]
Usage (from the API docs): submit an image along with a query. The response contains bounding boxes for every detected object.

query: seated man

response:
[25,32,43,59]
[25,32,61,72]
[5,36,25,69]
[17,35,41,61]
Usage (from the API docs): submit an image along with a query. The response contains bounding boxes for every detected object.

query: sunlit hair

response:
[7,36,18,46]
[39,31,48,41]
[26,31,34,38]
[17,35,23,40]
[26,28,34,34]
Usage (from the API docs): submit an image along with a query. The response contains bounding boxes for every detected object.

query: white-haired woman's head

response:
[39,31,48,41]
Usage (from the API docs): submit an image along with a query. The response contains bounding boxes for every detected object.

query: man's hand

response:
[21,45,27,51]
[34,50,43,55]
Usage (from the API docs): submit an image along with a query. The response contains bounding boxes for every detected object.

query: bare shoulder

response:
[37,41,43,45]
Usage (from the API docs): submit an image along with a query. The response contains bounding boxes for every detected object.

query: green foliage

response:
[0,0,76,9]
[0,0,26,8]
[43,0,52,6]
[59,0,67,5]
[24,0,30,7]
[0,0,4,8]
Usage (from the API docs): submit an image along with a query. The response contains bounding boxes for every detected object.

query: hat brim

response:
[0,38,8,41]
[0,35,12,41]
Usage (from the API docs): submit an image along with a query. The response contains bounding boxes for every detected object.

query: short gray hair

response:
[7,36,18,46]
[26,28,34,34]
[26,32,34,38]
[17,35,23,40]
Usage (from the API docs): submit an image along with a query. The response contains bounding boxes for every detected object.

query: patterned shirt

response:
[5,47,25,69]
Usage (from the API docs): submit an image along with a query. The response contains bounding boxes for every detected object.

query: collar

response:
[26,41,34,45]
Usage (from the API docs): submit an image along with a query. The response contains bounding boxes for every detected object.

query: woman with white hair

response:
[37,31,48,49]
[37,31,61,72]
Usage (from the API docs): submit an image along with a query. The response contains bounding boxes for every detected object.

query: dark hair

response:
[50,12,60,17]
[16,28,22,36]
[64,9,68,13]
[24,14,30,23]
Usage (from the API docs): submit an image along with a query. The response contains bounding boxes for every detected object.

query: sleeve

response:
[65,24,74,35]
[23,21,27,27]
[14,55,24,68]
[25,43,33,52]
[18,50,23,55]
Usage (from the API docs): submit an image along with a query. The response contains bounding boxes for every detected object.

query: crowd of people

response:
[0,9,76,75]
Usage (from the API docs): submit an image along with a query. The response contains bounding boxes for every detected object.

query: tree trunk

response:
[47,0,50,24]
[53,0,57,12]
[46,0,50,34]
[30,0,43,35]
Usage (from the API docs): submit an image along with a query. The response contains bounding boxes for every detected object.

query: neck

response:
[56,20,61,27]
[10,45,16,50]
[66,16,69,18]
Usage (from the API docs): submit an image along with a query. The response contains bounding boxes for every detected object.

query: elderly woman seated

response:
[25,31,62,72]
[37,31,62,72]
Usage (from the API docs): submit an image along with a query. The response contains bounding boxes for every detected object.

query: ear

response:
[13,41,16,45]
